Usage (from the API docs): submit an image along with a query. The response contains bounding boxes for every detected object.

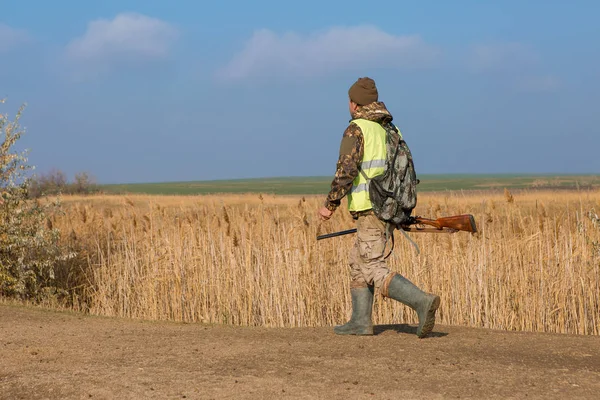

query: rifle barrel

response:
[316,228,357,240]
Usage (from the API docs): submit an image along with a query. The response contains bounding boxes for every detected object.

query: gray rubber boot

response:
[385,274,440,338]
[334,287,374,335]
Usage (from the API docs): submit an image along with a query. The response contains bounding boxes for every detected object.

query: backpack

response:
[358,122,418,226]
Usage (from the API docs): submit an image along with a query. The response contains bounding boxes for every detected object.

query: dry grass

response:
[49,189,600,335]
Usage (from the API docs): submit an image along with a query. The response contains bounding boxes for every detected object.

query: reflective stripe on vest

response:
[347,119,387,212]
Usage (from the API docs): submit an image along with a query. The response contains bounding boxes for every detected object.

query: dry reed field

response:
[51,189,600,335]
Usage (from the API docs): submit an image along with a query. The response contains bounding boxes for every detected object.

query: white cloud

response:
[0,23,30,53]
[65,13,178,74]
[217,26,440,80]
[468,42,539,72]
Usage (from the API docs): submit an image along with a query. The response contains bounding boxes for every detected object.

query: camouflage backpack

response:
[359,123,418,226]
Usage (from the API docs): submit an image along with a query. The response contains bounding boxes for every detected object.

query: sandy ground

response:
[1,304,599,400]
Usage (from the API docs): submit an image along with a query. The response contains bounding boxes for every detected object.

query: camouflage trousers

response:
[349,212,395,290]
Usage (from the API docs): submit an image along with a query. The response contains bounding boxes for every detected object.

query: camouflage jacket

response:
[325,102,394,212]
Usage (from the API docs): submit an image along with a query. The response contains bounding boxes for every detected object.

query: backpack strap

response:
[383,223,420,259]
[358,167,370,182]
[384,222,394,259]
[398,226,420,256]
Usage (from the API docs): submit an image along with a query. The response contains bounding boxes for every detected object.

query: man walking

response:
[318,77,440,338]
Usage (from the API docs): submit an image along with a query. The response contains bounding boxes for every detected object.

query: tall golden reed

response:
[52,189,600,335]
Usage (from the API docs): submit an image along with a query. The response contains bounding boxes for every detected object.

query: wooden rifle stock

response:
[316,214,477,240]
[412,214,478,233]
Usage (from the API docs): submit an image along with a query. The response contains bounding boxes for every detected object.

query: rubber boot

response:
[334,286,374,335]
[385,274,440,338]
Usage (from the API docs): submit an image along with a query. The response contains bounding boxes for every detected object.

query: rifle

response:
[316,214,477,241]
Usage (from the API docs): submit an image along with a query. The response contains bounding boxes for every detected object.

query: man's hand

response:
[318,206,333,221]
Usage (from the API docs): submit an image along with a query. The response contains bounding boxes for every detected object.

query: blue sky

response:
[1,0,599,183]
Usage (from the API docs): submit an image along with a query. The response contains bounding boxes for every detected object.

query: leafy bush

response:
[0,99,75,301]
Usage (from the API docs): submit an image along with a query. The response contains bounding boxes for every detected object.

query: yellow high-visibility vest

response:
[347,118,389,212]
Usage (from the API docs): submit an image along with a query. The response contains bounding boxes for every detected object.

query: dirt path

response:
[1,304,599,400]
